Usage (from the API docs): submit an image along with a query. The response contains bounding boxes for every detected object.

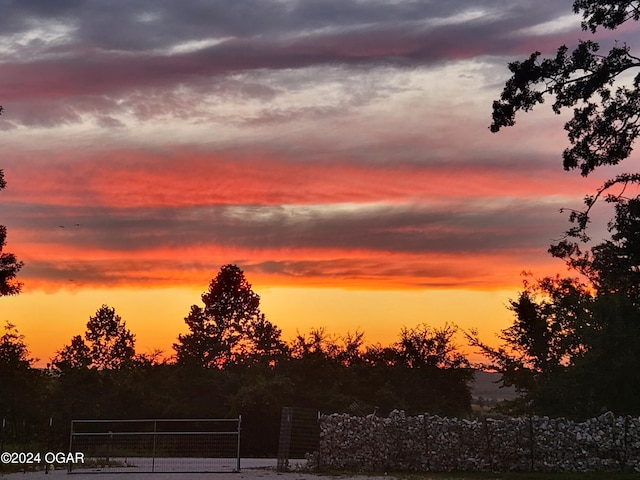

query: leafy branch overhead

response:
[491,1,640,176]
[574,1,640,33]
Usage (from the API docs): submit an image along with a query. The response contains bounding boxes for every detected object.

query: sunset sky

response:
[1,0,638,366]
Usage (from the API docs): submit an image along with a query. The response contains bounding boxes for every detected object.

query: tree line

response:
[0,262,473,455]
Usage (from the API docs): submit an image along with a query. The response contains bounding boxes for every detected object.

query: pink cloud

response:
[2,147,600,208]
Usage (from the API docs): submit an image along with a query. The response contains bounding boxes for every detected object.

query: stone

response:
[313,411,640,473]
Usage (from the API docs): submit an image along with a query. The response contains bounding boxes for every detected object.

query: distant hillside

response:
[471,370,518,403]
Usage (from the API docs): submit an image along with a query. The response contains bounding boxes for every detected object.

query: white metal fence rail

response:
[68,418,241,474]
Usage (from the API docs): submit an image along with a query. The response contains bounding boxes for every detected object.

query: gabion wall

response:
[315,410,640,473]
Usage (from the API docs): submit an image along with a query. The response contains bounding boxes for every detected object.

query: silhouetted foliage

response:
[285,324,472,417]
[52,305,136,371]
[52,335,91,370]
[0,322,33,371]
[174,264,287,368]
[395,323,469,369]
[491,1,640,176]
[0,323,46,443]
[470,201,640,417]
[491,0,640,247]
[0,169,23,296]
[467,276,593,415]
[485,0,640,418]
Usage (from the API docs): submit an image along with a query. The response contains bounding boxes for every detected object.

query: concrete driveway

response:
[0,458,393,480]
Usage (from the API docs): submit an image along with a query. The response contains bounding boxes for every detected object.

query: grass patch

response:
[395,471,640,480]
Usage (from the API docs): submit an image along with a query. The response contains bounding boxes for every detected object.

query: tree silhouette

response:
[0,169,23,296]
[469,195,640,416]
[290,327,341,361]
[52,335,92,370]
[395,323,469,369]
[483,0,640,417]
[53,305,136,370]
[0,321,33,371]
[174,264,286,368]
[0,322,42,429]
[467,276,593,413]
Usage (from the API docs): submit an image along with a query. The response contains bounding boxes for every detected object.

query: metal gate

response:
[277,407,319,471]
[68,418,241,473]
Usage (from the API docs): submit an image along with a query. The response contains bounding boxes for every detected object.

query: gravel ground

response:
[0,467,395,480]
[0,458,396,480]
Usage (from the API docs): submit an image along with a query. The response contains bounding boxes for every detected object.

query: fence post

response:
[236,415,242,472]
[1,418,4,475]
[277,408,293,472]
[484,418,492,471]
[529,415,535,471]
[152,420,157,473]
[316,411,321,471]
[623,415,629,471]
[45,417,52,474]
[68,420,75,473]
[422,415,430,471]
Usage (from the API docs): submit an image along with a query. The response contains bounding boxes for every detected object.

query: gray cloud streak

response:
[4,199,568,255]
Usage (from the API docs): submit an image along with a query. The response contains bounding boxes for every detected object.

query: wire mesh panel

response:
[69,418,241,474]
[277,407,319,471]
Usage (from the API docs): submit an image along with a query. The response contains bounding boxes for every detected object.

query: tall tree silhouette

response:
[484,2,640,416]
[468,190,640,416]
[174,264,286,368]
